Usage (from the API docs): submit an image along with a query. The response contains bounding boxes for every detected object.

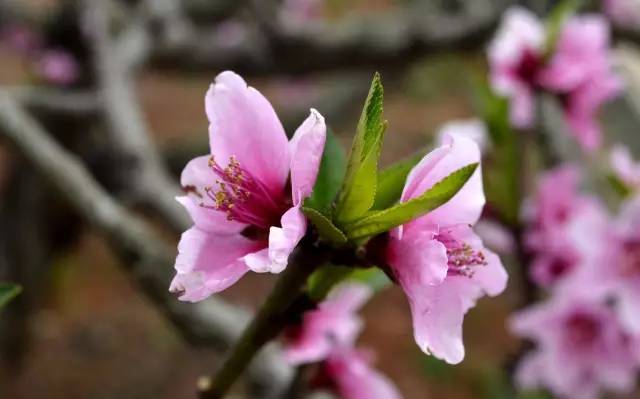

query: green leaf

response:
[0,283,22,309]
[607,174,632,199]
[344,163,478,240]
[373,152,423,210]
[302,207,348,246]
[349,267,391,291]
[307,264,354,301]
[307,264,390,302]
[304,128,347,213]
[334,73,387,224]
[544,0,580,56]
[473,77,520,225]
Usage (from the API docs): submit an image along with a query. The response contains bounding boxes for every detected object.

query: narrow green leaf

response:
[607,174,632,199]
[344,163,479,240]
[373,152,423,209]
[302,207,348,246]
[349,267,391,291]
[334,73,387,224]
[307,264,354,301]
[0,283,22,309]
[544,0,580,56]
[304,128,347,213]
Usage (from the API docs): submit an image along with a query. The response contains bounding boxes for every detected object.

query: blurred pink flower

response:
[538,15,622,151]
[386,135,507,364]
[280,0,324,25]
[319,348,402,399]
[283,283,371,365]
[1,24,42,55]
[170,71,326,302]
[584,195,640,333]
[511,296,638,399]
[36,49,79,85]
[604,0,640,28]
[488,7,545,128]
[475,220,515,254]
[211,20,248,49]
[610,144,640,190]
[524,165,609,288]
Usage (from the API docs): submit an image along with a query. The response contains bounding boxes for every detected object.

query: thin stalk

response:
[198,243,328,399]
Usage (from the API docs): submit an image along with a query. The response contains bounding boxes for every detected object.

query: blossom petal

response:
[267,206,307,273]
[170,227,261,302]
[402,278,469,364]
[327,349,402,399]
[403,135,484,232]
[388,233,448,286]
[178,155,245,233]
[244,206,306,273]
[206,71,290,195]
[289,109,327,204]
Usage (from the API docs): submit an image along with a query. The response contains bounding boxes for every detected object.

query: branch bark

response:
[0,92,292,398]
[84,0,190,232]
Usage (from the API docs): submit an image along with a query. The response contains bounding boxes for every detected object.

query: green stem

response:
[198,243,328,399]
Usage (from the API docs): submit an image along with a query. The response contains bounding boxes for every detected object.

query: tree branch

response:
[148,1,509,75]
[84,0,190,232]
[0,92,293,398]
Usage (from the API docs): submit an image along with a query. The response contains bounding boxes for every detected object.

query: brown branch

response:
[0,91,293,398]
[147,1,510,75]
[84,0,190,233]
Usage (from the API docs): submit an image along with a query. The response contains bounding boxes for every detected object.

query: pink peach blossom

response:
[283,283,371,365]
[538,15,622,151]
[524,165,609,289]
[581,195,640,333]
[37,49,79,85]
[488,7,545,128]
[320,348,402,399]
[436,119,488,154]
[511,296,638,399]
[604,0,640,28]
[170,71,326,302]
[610,144,640,190]
[386,135,508,364]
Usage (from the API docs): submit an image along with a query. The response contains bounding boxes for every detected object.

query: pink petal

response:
[284,283,370,365]
[326,349,402,399]
[243,248,270,273]
[170,227,261,302]
[402,135,484,232]
[206,71,290,195]
[511,84,535,128]
[289,109,327,204]
[388,233,448,286]
[610,144,640,188]
[402,278,471,364]
[244,206,306,273]
[178,155,245,233]
[323,282,372,313]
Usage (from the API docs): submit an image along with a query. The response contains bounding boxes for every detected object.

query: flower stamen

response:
[199,156,286,228]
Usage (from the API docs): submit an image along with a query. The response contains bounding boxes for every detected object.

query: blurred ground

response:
[0,44,552,399]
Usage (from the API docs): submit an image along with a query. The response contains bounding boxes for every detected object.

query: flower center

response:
[201,156,287,229]
[620,238,640,277]
[549,257,573,279]
[514,49,542,85]
[564,313,601,350]
[436,233,488,277]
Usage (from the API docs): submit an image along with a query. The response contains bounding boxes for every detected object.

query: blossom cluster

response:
[488,7,621,151]
[510,162,640,399]
[1,24,79,85]
[171,71,508,397]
